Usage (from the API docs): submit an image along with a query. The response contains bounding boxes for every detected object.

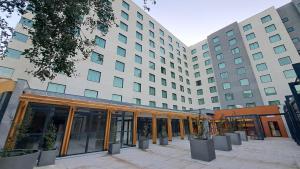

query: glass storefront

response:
[183,119,190,136]
[157,118,168,138]
[137,117,152,140]
[0,92,12,123]
[172,119,180,137]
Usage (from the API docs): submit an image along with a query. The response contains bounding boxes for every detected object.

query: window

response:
[193,64,199,70]
[234,57,242,64]
[246,102,256,107]
[191,49,197,55]
[226,30,234,37]
[113,77,124,88]
[149,50,155,59]
[149,87,156,96]
[194,72,200,78]
[149,73,155,82]
[197,89,203,95]
[0,66,14,78]
[246,33,256,41]
[87,69,101,83]
[220,72,229,79]
[149,61,155,70]
[214,45,222,52]
[117,46,126,57]
[95,36,106,48]
[118,33,127,44]
[172,93,177,101]
[216,53,224,60]
[206,68,213,74]
[256,63,268,72]
[218,62,226,69]
[243,24,252,32]
[202,44,208,50]
[5,48,22,59]
[115,61,125,72]
[225,93,234,101]
[231,47,240,54]
[229,38,237,46]
[160,56,166,64]
[223,83,231,89]
[173,105,178,110]
[168,36,173,42]
[121,11,129,20]
[249,42,259,50]
[278,56,292,66]
[84,89,98,98]
[136,21,143,30]
[160,38,165,45]
[269,34,281,43]
[149,21,154,29]
[181,96,185,103]
[133,98,141,105]
[149,30,155,38]
[252,52,263,60]
[112,94,122,102]
[162,103,168,109]
[265,24,276,33]
[149,101,156,107]
[196,80,202,86]
[292,37,300,44]
[47,83,66,93]
[12,32,28,43]
[264,87,277,96]
[149,40,155,48]
[91,51,103,65]
[205,59,211,66]
[122,1,130,10]
[161,67,166,74]
[159,29,164,36]
[237,67,246,75]
[211,96,219,103]
[282,17,289,23]
[19,17,33,27]
[161,78,167,86]
[198,99,205,105]
[274,45,286,54]
[239,90,251,99]
[137,11,143,20]
[171,82,176,89]
[162,90,167,98]
[135,43,142,52]
[213,37,219,44]
[168,44,173,51]
[133,82,141,92]
[160,47,165,55]
[120,21,128,31]
[178,66,182,72]
[208,77,215,83]
[135,55,142,64]
[261,15,272,23]
[269,100,280,105]
[136,31,143,41]
[171,72,175,79]
[283,69,296,79]
[170,62,175,69]
[203,51,210,58]
[210,86,217,93]
[287,27,294,32]
[134,68,142,78]
[192,56,198,62]
[240,79,249,86]
[260,74,272,83]
[187,88,191,94]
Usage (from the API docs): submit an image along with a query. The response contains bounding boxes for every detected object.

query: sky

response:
[133,0,291,46]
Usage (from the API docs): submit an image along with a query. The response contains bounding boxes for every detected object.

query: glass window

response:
[249,42,259,50]
[278,56,292,66]
[159,29,164,36]
[115,61,125,72]
[135,43,142,52]
[274,45,286,54]
[292,37,300,44]
[135,55,142,64]
[196,80,201,86]
[47,83,66,93]
[237,67,246,75]
[5,48,22,59]
[206,68,213,74]
[161,78,167,86]
[87,69,101,83]
[117,46,126,57]
[160,47,165,55]
[160,56,165,64]
[171,72,175,79]
[160,38,165,45]
[283,69,296,79]
[191,49,197,55]
[161,67,166,74]
[149,61,155,70]
[269,34,281,43]
[210,86,217,93]
[193,64,199,70]
[260,74,272,83]
[12,32,28,43]
[149,40,155,48]
[265,24,276,33]
[213,37,219,44]
[136,21,143,30]
[246,102,256,107]
[172,93,177,101]
[198,98,205,105]
[170,62,175,68]
[133,82,141,92]
[234,57,242,64]
[168,36,173,42]
[133,98,141,105]
[120,21,128,31]
[149,101,156,107]
[240,79,249,86]
[118,33,127,44]
[252,52,263,60]
[122,1,130,10]
[261,15,272,23]
[194,72,201,78]
[229,38,237,46]
[137,11,143,20]
[91,51,103,65]
[19,17,33,28]
[211,96,219,103]
[84,89,98,98]
[162,103,168,109]
[208,77,215,83]
[149,21,154,29]
[220,72,229,79]
[243,24,252,32]
[162,90,167,98]
[203,51,210,58]
[112,94,122,102]
[225,93,234,101]
[256,63,268,71]
[243,90,253,98]
[95,36,106,48]
[223,82,231,89]
[202,44,208,50]
[216,53,224,60]
[226,30,234,37]
[134,68,142,78]
[268,100,280,105]
[149,50,155,59]
[282,17,289,23]
[246,33,256,41]
[231,47,240,54]
[149,87,156,96]
[136,31,143,41]
[121,11,129,20]
[264,87,277,96]
[0,66,14,78]
[287,27,294,32]
[168,44,173,51]
[214,45,222,52]
[172,82,176,89]
[149,30,154,38]
[149,73,155,82]
[197,89,203,95]
[218,62,226,69]
[192,56,198,62]
[205,59,211,66]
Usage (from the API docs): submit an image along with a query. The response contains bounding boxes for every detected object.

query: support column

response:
[133,111,138,146]
[152,113,157,144]
[60,106,75,156]
[189,116,193,135]
[167,116,172,141]
[179,118,184,140]
[104,109,112,150]
[4,100,28,150]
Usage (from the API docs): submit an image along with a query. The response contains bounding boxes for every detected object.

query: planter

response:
[38,149,57,166]
[213,135,232,151]
[159,137,168,145]
[108,143,120,155]
[0,149,39,169]
[190,139,216,162]
[225,133,242,145]
[235,131,248,141]
[138,138,149,150]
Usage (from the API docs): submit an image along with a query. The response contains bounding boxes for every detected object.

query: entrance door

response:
[268,121,282,137]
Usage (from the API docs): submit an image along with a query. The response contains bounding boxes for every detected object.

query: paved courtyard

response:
[36,138,300,169]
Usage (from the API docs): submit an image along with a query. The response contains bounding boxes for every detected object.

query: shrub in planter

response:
[108,123,121,155]
[235,131,248,141]
[38,123,57,166]
[213,116,232,151]
[0,149,39,169]
[159,124,168,145]
[139,124,149,150]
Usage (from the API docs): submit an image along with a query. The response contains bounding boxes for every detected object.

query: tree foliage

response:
[0,0,156,81]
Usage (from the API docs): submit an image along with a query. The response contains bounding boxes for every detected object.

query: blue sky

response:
[133,0,291,46]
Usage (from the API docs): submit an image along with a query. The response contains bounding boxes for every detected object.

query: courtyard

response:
[36,137,300,169]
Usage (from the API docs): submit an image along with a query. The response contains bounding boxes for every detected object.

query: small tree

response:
[42,123,57,151]
[161,121,167,138]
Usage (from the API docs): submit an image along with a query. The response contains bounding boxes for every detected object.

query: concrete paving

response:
[36,137,300,169]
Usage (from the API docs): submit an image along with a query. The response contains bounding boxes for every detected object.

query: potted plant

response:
[108,121,120,155]
[224,118,242,145]
[212,116,232,151]
[159,121,168,145]
[139,123,149,150]
[38,123,57,166]
[190,115,216,162]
